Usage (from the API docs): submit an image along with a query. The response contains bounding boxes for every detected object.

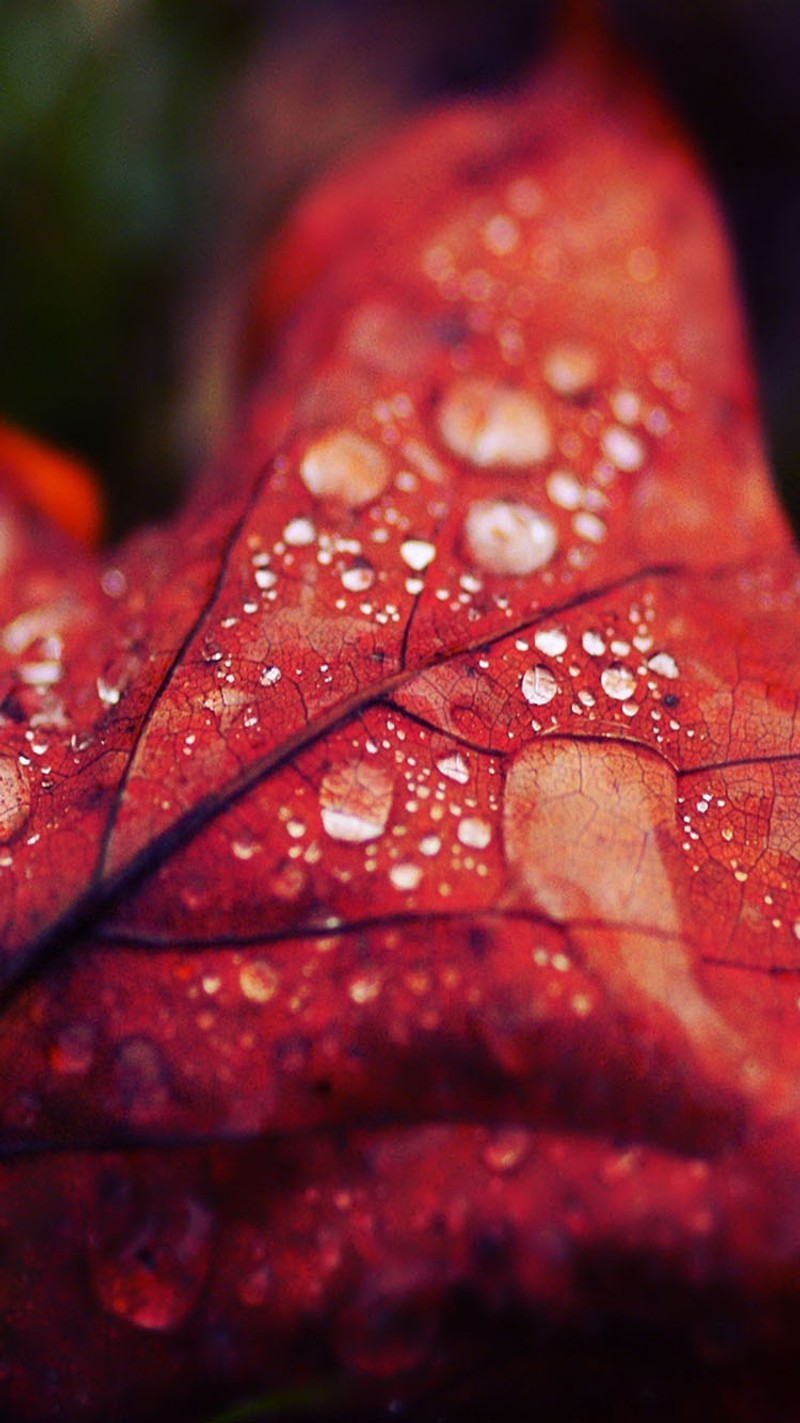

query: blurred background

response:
[1,0,798,538]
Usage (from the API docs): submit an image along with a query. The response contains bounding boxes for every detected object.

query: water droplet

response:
[546,470,583,510]
[320,760,394,842]
[419,834,441,857]
[647,651,679,680]
[0,757,31,843]
[610,389,641,424]
[481,1127,531,1174]
[400,538,436,572]
[231,832,259,861]
[341,561,375,592]
[240,960,279,1003]
[464,499,557,576]
[600,663,637,701]
[436,753,469,785]
[260,665,282,687]
[389,862,422,891]
[254,566,277,590]
[49,1022,95,1074]
[92,1191,212,1332]
[457,817,492,849]
[521,665,558,706]
[101,567,128,598]
[283,516,316,547]
[300,429,391,508]
[793,921,800,942]
[96,675,121,707]
[601,426,644,471]
[541,343,598,397]
[581,630,606,657]
[572,511,606,544]
[533,627,567,657]
[349,972,382,1004]
[112,1038,170,1125]
[438,377,552,466]
[482,213,520,256]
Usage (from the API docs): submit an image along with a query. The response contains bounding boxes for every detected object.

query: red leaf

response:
[2,25,799,1423]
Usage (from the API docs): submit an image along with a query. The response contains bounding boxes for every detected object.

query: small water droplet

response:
[400,539,436,572]
[49,1022,95,1074]
[438,377,552,467]
[581,630,606,657]
[231,832,260,861]
[610,389,641,424]
[389,862,422,891]
[647,651,679,680]
[240,960,279,1003]
[260,665,282,687]
[283,516,316,547]
[0,757,31,843]
[546,470,583,510]
[601,663,637,701]
[541,343,598,397]
[464,499,557,576]
[320,760,394,842]
[533,627,567,657]
[521,665,558,706]
[601,426,644,471]
[96,675,121,707]
[436,753,469,785]
[301,430,390,508]
[572,511,606,544]
[254,566,277,590]
[481,1127,531,1174]
[457,817,492,849]
[341,561,375,592]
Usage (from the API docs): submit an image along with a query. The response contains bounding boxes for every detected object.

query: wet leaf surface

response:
[1,24,799,1423]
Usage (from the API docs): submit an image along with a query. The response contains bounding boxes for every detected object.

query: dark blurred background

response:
[1,0,798,539]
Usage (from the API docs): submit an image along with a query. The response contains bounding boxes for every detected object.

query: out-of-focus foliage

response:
[0,0,260,533]
[1,0,798,535]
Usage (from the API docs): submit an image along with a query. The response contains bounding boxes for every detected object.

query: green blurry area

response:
[0,0,260,534]
[1,0,798,538]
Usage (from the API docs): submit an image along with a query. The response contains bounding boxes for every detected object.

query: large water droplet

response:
[600,663,637,701]
[92,1191,213,1332]
[601,426,644,471]
[464,499,557,576]
[521,665,558,706]
[300,429,391,508]
[436,753,469,785]
[320,760,394,843]
[239,960,279,1003]
[541,343,599,397]
[438,377,552,467]
[0,757,31,843]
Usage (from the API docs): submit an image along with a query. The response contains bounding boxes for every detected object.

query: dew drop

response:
[436,753,469,785]
[457,816,492,849]
[283,516,316,546]
[647,651,679,680]
[438,377,552,467]
[0,757,31,843]
[793,921,800,942]
[601,426,645,471]
[341,561,375,592]
[572,511,606,544]
[581,630,606,657]
[389,862,422,891]
[541,343,598,397]
[481,1127,531,1174]
[533,627,567,657]
[254,566,277,591]
[482,213,520,256]
[92,1191,213,1332]
[521,665,558,706]
[240,960,279,1003]
[546,470,583,510]
[464,499,557,576]
[400,538,436,572]
[300,429,391,508]
[260,665,282,687]
[96,675,121,707]
[601,663,637,701]
[320,761,394,842]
